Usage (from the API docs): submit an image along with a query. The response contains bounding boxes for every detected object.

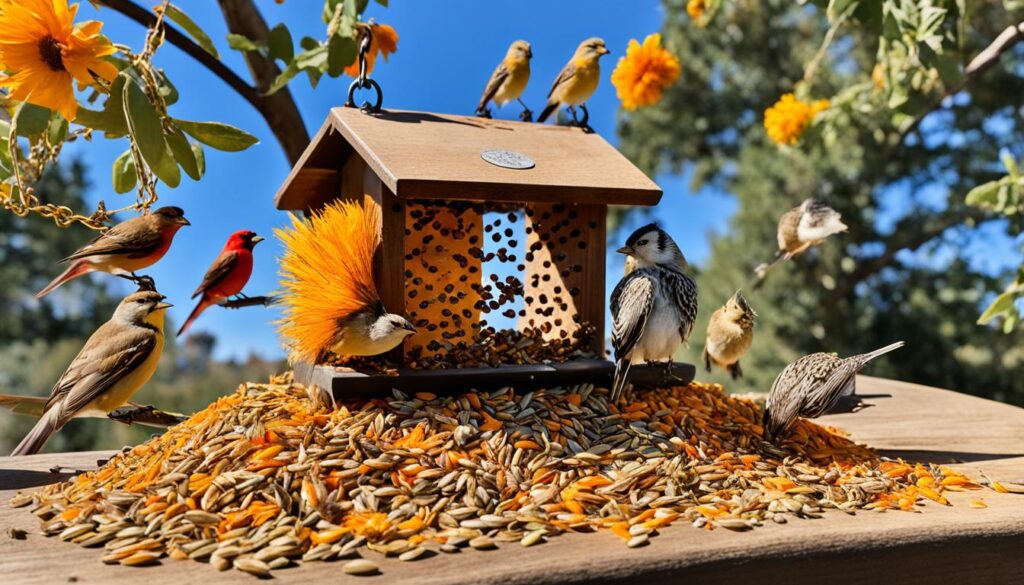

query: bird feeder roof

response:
[274,108,662,210]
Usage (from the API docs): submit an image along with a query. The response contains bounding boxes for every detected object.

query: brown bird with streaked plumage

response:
[702,290,756,380]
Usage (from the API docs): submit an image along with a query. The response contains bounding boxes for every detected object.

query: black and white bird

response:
[754,198,847,288]
[762,341,904,441]
[609,224,699,402]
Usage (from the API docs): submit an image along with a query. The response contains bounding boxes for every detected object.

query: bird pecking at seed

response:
[610,223,698,402]
[703,290,756,380]
[753,198,847,288]
[276,200,416,364]
[762,341,905,441]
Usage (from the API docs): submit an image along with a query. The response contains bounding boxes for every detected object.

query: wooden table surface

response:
[1,376,1022,584]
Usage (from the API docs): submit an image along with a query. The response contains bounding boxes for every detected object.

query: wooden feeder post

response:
[275,108,683,396]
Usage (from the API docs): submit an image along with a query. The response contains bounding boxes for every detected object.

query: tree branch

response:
[827,208,990,304]
[217,0,310,164]
[97,0,310,165]
[898,21,1024,141]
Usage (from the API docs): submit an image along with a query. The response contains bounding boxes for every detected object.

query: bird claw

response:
[519,109,534,122]
[475,107,493,119]
[108,404,156,425]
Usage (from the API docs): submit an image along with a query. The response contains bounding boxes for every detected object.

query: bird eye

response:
[136,299,146,304]
[637,239,648,246]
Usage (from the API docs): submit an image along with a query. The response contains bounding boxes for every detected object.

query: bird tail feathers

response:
[858,341,905,364]
[12,408,61,456]
[36,260,92,299]
[537,101,559,123]
[177,297,214,337]
[610,359,631,404]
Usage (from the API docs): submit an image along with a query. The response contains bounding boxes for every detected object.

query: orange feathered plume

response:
[276,199,381,362]
[345,23,398,77]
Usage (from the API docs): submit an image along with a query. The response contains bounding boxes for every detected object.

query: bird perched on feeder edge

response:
[762,341,905,442]
[177,230,264,337]
[703,290,756,380]
[610,223,698,402]
[754,198,847,288]
[537,37,611,127]
[476,40,533,121]
[276,200,416,364]
[11,288,173,455]
[36,206,190,298]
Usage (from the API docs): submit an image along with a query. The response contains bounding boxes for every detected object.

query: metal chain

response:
[0,0,172,231]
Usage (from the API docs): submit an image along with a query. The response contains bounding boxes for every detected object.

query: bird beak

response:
[527,48,533,59]
[599,46,610,55]
[152,301,173,312]
[616,246,632,256]
[404,322,418,333]
[178,217,191,226]
[251,235,265,244]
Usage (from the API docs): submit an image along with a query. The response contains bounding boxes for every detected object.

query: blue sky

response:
[53,0,735,361]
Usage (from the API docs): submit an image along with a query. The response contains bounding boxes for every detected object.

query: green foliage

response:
[163,4,219,59]
[256,0,365,95]
[618,0,1024,405]
[73,64,257,194]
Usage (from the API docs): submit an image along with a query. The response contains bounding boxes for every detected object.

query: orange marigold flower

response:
[610,33,681,111]
[687,0,706,19]
[763,93,830,146]
[344,23,398,78]
[0,0,118,120]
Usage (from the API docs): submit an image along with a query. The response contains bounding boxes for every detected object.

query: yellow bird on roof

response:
[476,40,533,121]
[537,38,610,126]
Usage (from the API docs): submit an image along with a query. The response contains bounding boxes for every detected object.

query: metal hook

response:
[346,77,383,112]
[344,22,383,113]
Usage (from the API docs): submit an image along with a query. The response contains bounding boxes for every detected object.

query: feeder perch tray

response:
[293,359,696,400]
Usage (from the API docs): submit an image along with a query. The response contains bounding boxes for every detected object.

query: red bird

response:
[177,230,264,337]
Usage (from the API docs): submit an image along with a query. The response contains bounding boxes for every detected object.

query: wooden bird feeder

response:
[277,107,692,396]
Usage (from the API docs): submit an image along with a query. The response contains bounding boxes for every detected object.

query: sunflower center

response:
[38,35,65,72]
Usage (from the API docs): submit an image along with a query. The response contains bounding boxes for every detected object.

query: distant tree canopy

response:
[0,162,119,345]
[618,0,1024,404]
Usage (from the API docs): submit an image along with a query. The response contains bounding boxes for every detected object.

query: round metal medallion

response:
[481,149,535,170]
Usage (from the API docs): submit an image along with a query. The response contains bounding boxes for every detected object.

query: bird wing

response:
[44,323,158,426]
[800,359,860,418]
[610,271,655,361]
[664,270,698,342]
[192,250,240,299]
[777,206,803,252]
[63,216,164,262]
[478,63,511,110]
[547,61,578,98]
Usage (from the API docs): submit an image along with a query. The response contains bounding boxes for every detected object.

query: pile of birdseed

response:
[11,373,993,576]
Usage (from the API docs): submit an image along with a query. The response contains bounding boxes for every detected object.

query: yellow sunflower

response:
[763,93,830,145]
[610,33,681,111]
[0,0,118,121]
